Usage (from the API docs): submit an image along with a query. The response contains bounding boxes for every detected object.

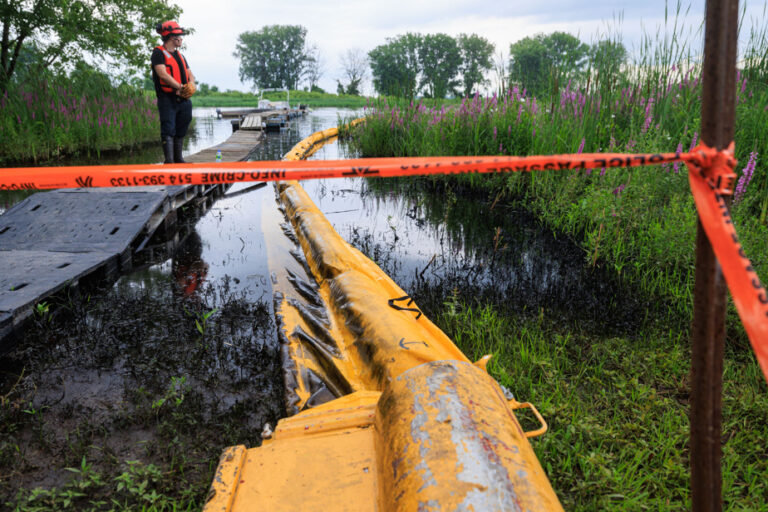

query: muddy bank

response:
[0,109,357,509]
[0,264,282,507]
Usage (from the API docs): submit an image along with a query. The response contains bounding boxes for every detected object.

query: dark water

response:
[1,104,642,331]
[0,109,357,499]
[123,108,361,304]
[0,106,646,500]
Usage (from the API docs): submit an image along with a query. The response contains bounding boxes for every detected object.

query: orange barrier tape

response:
[1,146,765,384]
[686,145,768,383]
[0,151,690,191]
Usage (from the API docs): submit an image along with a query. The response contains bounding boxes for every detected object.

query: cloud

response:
[172,0,753,93]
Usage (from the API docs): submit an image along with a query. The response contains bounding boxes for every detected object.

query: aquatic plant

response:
[0,64,158,164]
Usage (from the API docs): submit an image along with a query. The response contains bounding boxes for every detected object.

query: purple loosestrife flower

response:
[689,132,698,152]
[577,138,585,154]
[734,151,758,203]
[673,142,683,173]
[642,98,654,133]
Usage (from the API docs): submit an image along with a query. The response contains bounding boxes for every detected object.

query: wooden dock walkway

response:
[0,128,265,344]
[186,127,264,161]
[222,108,306,132]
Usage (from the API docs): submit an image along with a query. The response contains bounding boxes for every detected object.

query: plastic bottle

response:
[216,150,222,162]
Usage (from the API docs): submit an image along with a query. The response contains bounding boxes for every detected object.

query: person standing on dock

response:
[151,21,196,164]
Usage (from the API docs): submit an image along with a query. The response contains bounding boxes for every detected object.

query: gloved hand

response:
[179,82,196,99]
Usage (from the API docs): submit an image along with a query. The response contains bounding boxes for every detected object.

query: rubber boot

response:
[162,136,174,164]
[173,137,186,163]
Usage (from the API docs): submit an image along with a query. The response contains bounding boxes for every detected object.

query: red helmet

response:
[156,20,187,38]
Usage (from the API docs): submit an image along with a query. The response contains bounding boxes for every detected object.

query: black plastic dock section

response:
[0,185,217,340]
[0,124,268,344]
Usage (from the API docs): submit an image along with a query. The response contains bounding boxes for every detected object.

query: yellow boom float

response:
[204,122,563,511]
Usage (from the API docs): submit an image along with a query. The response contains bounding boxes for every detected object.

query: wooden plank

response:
[240,115,263,131]
[185,129,265,163]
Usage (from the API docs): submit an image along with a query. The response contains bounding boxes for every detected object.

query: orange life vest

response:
[155,46,189,94]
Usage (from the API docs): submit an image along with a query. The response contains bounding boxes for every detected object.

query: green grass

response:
[435,298,768,510]
[193,89,370,108]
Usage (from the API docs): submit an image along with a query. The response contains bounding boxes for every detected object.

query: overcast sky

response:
[175,0,763,94]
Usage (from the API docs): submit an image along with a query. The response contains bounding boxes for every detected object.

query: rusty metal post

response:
[691,1,738,511]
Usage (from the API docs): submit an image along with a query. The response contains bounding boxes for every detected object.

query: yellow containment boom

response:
[204,123,563,511]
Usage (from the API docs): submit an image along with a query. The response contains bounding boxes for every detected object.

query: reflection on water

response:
[122,108,361,304]
[298,177,643,333]
[121,106,638,333]
[3,105,638,333]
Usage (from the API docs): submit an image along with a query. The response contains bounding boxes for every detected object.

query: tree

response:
[509,32,589,97]
[418,33,461,98]
[0,0,182,94]
[369,33,421,98]
[304,43,324,91]
[234,25,309,90]
[338,48,367,96]
[458,34,495,97]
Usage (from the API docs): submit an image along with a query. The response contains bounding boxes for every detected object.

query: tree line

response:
[0,1,626,102]
[235,25,628,99]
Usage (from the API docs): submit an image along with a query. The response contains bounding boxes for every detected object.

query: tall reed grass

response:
[350,10,768,327]
[0,63,159,165]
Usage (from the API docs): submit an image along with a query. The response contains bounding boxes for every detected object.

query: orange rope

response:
[1,147,766,384]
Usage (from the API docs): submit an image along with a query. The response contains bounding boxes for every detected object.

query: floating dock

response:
[0,129,265,344]
[222,108,305,132]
